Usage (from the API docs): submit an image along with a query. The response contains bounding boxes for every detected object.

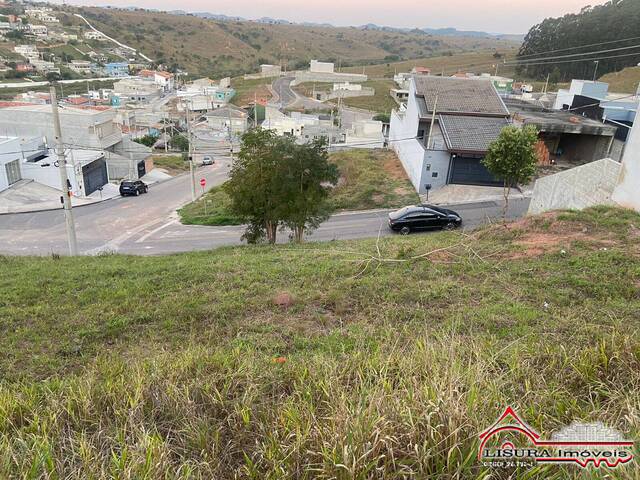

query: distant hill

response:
[56,6,517,78]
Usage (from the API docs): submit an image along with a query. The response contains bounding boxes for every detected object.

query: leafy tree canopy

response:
[518,0,640,81]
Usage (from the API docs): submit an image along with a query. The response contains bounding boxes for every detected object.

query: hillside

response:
[1,206,639,478]
[599,66,640,94]
[56,6,518,77]
[517,0,640,81]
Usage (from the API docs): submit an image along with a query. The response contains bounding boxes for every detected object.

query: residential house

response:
[0,104,150,181]
[25,24,48,38]
[0,135,108,197]
[104,62,130,77]
[411,67,431,75]
[204,105,249,135]
[389,76,511,193]
[14,45,39,61]
[67,60,94,75]
[262,107,340,144]
[506,98,618,165]
[112,77,163,106]
[553,79,638,140]
[84,30,105,41]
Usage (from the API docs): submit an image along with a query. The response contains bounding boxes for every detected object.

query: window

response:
[432,172,438,178]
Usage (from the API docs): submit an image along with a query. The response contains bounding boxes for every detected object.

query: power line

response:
[503,50,640,68]
[516,35,640,59]
[506,43,640,65]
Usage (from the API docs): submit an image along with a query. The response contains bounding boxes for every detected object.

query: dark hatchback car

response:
[119,180,148,197]
[388,204,462,235]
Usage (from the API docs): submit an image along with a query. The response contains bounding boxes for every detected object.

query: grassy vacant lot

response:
[1,206,639,478]
[230,76,273,106]
[341,79,397,114]
[599,66,640,93]
[152,155,189,175]
[179,150,418,225]
[177,186,242,226]
[329,149,419,210]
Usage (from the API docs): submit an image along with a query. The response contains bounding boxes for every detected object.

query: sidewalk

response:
[420,184,533,206]
[0,180,120,214]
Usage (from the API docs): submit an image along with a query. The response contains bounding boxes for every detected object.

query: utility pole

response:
[543,73,550,94]
[50,84,78,256]
[254,92,258,128]
[183,98,196,201]
[426,95,438,149]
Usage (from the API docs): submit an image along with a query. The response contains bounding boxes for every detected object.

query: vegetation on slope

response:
[518,0,640,81]
[57,6,517,78]
[1,206,639,478]
[599,66,640,94]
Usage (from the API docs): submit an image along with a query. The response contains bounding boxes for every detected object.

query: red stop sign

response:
[200,178,206,187]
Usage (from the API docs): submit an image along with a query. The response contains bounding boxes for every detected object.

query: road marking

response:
[136,219,178,243]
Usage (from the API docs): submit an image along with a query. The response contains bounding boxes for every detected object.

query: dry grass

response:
[1,204,639,478]
[598,66,640,94]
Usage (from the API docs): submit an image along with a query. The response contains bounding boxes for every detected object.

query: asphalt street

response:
[270,76,326,110]
[0,157,530,255]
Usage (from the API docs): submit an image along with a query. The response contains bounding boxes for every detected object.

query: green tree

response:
[224,129,285,244]
[134,134,158,148]
[279,138,339,242]
[224,129,339,244]
[171,134,189,152]
[482,126,538,219]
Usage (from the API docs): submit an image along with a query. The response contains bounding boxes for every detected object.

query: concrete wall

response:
[293,71,367,85]
[310,60,334,73]
[316,87,374,102]
[528,158,622,215]
[612,119,640,211]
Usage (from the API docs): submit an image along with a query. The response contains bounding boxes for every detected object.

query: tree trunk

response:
[293,225,304,243]
[266,221,277,244]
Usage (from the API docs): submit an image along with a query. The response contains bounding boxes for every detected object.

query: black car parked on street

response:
[119,180,148,197]
[388,204,462,235]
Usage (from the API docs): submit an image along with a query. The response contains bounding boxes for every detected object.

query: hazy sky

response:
[57,0,607,34]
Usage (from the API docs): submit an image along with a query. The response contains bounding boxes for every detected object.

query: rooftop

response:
[439,115,510,154]
[413,76,509,117]
[512,110,617,136]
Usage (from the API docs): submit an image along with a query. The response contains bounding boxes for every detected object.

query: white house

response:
[310,60,334,74]
[389,76,510,194]
[0,136,24,193]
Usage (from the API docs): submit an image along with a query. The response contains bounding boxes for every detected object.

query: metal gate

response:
[449,156,502,186]
[5,159,21,185]
[82,158,108,195]
[137,160,146,178]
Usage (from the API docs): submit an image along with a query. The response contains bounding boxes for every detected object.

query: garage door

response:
[82,158,108,195]
[449,156,502,186]
[5,159,21,185]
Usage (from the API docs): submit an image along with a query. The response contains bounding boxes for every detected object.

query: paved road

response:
[0,165,530,255]
[0,161,231,256]
[270,76,326,110]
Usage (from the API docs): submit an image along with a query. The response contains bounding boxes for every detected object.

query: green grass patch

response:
[329,149,419,210]
[0,206,639,478]
[341,79,398,114]
[152,154,189,173]
[177,185,242,226]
